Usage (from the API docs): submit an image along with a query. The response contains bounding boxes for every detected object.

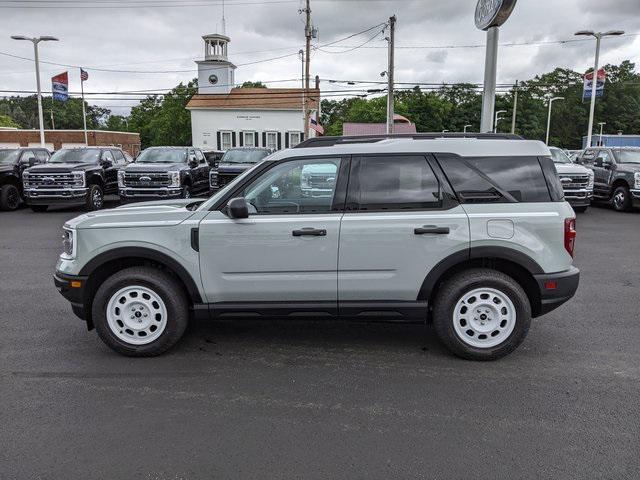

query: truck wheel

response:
[181,185,191,199]
[574,206,588,213]
[92,266,189,357]
[85,184,104,211]
[29,204,48,212]
[612,185,631,212]
[0,184,21,211]
[432,268,531,361]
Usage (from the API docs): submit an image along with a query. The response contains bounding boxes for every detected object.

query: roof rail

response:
[294,132,525,149]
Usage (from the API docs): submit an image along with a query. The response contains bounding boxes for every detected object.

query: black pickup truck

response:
[0,147,50,210]
[119,147,210,202]
[209,147,273,192]
[22,147,127,212]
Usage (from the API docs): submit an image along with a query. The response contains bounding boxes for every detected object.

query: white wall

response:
[190,108,316,150]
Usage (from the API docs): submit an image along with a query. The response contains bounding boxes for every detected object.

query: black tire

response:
[85,184,104,211]
[611,185,632,212]
[181,184,191,199]
[29,204,48,212]
[92,266,189,357]
[0,184,21,211]
[574,205,588,213]
[432,268,531,361]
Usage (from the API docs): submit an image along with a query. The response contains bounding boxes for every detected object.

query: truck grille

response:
[559,174,589,190]
[217,173,238,188]
[24,172,77,189]
[123,172,170,187]
[306,173,335,189]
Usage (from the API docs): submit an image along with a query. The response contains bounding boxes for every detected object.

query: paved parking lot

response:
[1,203,639,479]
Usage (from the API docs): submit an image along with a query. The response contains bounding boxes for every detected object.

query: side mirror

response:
[28,158,37,167]
[189,158,198,168]
[227,197,249,219]
[102,159,113,168]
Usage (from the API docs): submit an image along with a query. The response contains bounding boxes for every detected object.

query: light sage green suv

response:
[54,135,580,360]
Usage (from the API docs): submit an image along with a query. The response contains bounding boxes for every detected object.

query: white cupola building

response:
[187,30,319,151]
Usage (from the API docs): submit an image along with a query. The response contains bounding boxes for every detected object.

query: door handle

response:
[292,228,327,237]
[414,225,450,235]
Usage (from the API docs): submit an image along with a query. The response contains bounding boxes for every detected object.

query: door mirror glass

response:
[227,197,249,219]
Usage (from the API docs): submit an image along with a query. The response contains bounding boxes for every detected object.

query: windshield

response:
[614,150,640,164]
[49,149,101,164]
[197,162,264,212]
[0,149,20,165]
[549,148,572,164]
[136,149,186,164]
[221,149,270,164]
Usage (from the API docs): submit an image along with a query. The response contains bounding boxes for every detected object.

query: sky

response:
[1,0,639,116]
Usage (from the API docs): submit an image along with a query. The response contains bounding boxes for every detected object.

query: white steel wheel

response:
[106,285,168,345]
[452,287,516,349]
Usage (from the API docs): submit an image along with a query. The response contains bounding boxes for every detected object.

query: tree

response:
[240,81,267,88]
[0,114,19,128]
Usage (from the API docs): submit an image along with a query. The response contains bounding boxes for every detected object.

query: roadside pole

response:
[303,0,311,138]
[511,80,518,134]
[386,15,396,135]
[81,70,88,145]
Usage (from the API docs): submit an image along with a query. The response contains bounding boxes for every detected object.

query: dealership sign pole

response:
[476,0,517,133]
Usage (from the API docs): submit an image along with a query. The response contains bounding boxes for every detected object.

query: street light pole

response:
[545,96,564,145]
[598,122,606,146]
[575,30,624,148]
[11,35,59,148]
[494,110,506,133]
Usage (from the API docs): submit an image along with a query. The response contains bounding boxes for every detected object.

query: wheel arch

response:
[87,171,105,186]
[419,247,544,318]
[611,178,630,190]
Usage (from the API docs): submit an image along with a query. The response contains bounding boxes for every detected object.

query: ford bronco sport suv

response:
[549,147,593,212]
[23,147,127,212]
[0,147,50,210]
[54,134,579,360]
[119,147,210,202]
[578,146,640,212]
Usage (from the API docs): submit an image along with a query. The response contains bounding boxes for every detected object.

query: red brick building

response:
[0,129,141,156]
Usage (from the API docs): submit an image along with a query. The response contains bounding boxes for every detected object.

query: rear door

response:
[337,154,470,314]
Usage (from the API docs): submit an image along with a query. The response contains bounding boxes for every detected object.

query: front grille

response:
[559,174,589,190]
[24,172,77,189]
[306,173,335,189]
[123,171,170,187]
[217,173,238,188]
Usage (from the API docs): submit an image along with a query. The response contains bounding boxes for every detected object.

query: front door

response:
[198,156,345,307]
[337,155,470,311]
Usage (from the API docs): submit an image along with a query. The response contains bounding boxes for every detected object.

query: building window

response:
[221,131,232,150]
[243,131,256,147]
[266,132,278,150]
[289,132,302,147]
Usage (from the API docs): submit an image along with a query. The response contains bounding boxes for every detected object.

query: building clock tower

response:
[196,33,236,94]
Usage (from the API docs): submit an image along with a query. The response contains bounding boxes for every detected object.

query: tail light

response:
[564,218,576,257]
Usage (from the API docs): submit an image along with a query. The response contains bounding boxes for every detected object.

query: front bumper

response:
[562,189,593,207]
[24,187,88,205]
[120,186,182,201]
[631,189,640,208]
[533,266,580,316]
[54,272,89,321]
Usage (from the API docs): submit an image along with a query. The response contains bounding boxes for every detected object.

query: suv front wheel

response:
[433,268,531,361]
[92,266,189,356]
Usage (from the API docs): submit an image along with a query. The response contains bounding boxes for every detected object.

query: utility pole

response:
[386,15,396,135]
[511,80,518,134]
[50,97,55,130]
[303,0,311,138]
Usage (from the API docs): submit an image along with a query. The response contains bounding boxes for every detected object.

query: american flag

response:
[80,68,89,82]
[309,117,324,135]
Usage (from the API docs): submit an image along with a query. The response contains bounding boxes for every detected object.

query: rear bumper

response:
[24,188,88,205]
[533,267,580,316]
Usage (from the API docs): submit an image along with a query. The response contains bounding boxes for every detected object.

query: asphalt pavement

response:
[1,202,639,479]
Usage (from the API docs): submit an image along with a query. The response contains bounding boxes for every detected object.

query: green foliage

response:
[0,114,19,128]
[240,81,267,88]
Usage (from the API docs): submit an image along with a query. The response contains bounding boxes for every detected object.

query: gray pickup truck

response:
[549,147,593,213]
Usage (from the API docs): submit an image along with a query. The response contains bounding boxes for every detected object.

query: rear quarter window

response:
[437,154,552,203]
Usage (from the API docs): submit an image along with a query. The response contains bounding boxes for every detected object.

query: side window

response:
[34,150,49,162]
[350,155,441,211]
[438,155,551,203]
[195,150,206,164]
[581,149,597,165]
[102,150,115,163]
[597,150,610,163]
[242,158,341,215]
[21,150,36,163]
[112,150,125,164]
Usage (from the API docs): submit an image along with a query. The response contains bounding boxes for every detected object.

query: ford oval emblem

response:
[140,176,151,183]
[475,0,518,30]
[43,176,55,185]
[560,177,572,184]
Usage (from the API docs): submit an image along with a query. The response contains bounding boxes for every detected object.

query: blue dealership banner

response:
[52,71,69,102]
[583,68,605,101]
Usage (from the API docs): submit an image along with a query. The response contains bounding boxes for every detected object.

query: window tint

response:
[243,158,341,215]
[539,156,564,202]
[351,155,441,211]
[438,155,551,203]
[35,150,49,162]
[112,149,125,163]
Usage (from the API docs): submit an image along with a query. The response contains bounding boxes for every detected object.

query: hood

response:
[216,163,255,174]
[125,162,186,172]
[27,162,98,173]
[618,163,640,173]
[65,201,202,230]
[554,163,591,175]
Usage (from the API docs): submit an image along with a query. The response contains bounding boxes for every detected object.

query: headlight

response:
[209,170,218,187]
[118,170,125,188]
[72,170,85,187]
[169,171,181,187]
[634,172,640,190]
[588,171,594,189]
[61,228,75,258]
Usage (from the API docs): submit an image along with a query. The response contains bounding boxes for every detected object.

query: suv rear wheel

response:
[85,184,104,211]
[92,266,189,356]
[612,185,632,212]
[433,268,531,361]
[0,184,21,211]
